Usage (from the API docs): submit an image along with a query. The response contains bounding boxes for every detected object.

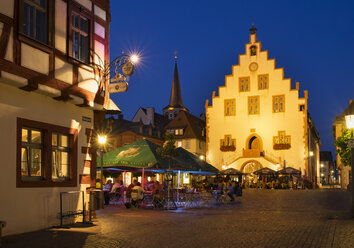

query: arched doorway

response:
[241,160,262,174]
[240,160,263,188]
[244,134,263,157]
[249,136,260,149]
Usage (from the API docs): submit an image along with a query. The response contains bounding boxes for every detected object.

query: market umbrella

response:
[219,168,243,175]
[277,167,301,175]
[97,139,176,170]
[174,148,219,174]
[253,167,277,175]
[97,139,218,173]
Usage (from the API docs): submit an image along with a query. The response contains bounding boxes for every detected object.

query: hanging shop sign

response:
[108,82,129,93]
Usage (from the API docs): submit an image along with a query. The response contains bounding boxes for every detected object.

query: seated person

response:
[152,181,164,208]
[131,180,145,207]
[111,179,121,193]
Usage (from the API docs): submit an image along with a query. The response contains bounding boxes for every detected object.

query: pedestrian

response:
[228,181,235,201]
[103,179,113,205]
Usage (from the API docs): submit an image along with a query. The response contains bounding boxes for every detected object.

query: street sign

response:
[108,82,128,93]
[348,139,354,148]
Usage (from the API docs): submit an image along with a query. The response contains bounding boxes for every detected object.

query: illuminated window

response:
[52,133,70,181]
[174,129,183,135]
[21,128,43,180]
[239,77,250,92]
[248,96,260,115]
[177,141,182,147]
[18,118,77,187]
[183,173,190,184]
[273,95,285,113]
[224,99,236,116]
[273,131,291,150]
[258,74,269,90]
[220,135,236,152]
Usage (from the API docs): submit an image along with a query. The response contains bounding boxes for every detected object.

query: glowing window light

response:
[183,173,190,184]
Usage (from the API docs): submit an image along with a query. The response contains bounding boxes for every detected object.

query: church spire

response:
[169,56,184,108]
[163,53,188,120]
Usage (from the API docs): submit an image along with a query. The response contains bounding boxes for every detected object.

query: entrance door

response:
[249,136,260,149]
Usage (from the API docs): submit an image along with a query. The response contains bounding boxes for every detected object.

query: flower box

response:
[220,145,236,152]
[273,143,291,150]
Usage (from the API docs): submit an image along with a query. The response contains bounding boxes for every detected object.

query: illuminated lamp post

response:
[345,109,354,217]
[97,133,107,190]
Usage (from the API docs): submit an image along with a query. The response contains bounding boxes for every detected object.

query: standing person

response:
[227,181,235,201]
[103,180,113,205]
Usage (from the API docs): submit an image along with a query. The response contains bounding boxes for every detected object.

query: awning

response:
[219,168,244,175]
[253,167,277,175]
[277,167,301,175]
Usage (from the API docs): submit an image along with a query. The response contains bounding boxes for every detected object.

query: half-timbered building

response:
[0,0,112,235]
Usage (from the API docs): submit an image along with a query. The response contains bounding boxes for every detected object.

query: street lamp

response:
[345,109,354,217]
[98,133,107,190]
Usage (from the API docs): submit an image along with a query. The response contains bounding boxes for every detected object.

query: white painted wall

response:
[0,82,93,236]
[0,0,14,17]
[55,0,67,53]
[177,138,206,157]
[206,33,307,173]
[21,43,49,75]
[94,5,106,21]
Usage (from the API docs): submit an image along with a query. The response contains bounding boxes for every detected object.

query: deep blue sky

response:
[109,0,354,154]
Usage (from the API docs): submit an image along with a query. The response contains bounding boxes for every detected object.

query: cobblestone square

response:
[3,190,354,248]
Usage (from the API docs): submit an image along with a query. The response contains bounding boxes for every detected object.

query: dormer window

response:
[175,129,183,135]
[250,45,257,56]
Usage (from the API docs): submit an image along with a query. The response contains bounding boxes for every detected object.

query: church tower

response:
[163,56,188,120]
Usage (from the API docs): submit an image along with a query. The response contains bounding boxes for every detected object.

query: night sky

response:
[109,0,354,155]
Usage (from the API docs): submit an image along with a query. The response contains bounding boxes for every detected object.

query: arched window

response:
[250,45,257,56]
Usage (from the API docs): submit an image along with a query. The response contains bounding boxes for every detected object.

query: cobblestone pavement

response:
[3,190,354,248]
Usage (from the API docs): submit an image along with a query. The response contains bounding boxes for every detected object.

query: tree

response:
[334,129,352,167]
[156,132,178,160]
[156,132,178,210]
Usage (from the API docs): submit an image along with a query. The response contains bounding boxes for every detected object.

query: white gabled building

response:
[205,26,321,184]
[0,0,112,235]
